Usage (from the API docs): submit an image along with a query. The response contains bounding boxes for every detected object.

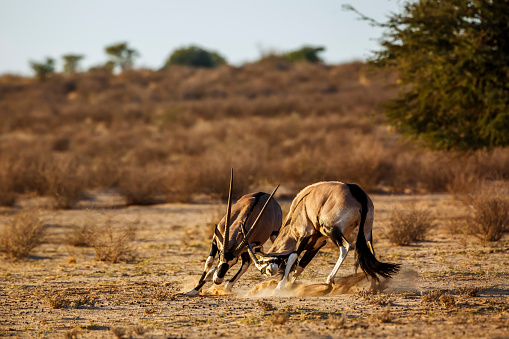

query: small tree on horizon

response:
[285,46,325,63]
[348,0,509,151]
[29,57,55,81]
[105,42,139,72]
[163,45,227,69]
[62,54,85,74]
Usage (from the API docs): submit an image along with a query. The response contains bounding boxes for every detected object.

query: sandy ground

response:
[0,190,508,338]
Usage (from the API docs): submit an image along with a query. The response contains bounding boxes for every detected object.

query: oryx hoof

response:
[186,289,200,297]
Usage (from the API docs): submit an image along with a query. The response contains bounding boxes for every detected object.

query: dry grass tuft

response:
[93,219,137,263]
[63,328,81,339]
[457,286,482,297]
[46,293,70,309]
[149,287,172,301]
[358,290,393,306]
[385,205,435,245]
[468,190,509,242]
[439,294,456,308]
[111,327,126,339]
[256,300,277,312]
[422,289,444,303]
[267,311,290,325]
[0,211,45,260]
[375,306,393,323]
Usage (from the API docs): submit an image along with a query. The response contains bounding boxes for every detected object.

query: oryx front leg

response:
[273,253,299,294]
[326,242,352,285]
[224,253,250,292]
[186,240,218,296]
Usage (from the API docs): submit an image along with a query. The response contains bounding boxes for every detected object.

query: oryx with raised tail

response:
[186,170,282,296]
[241,181,400,294]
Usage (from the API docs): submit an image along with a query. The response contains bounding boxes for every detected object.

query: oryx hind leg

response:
[187,239,218,296]
[290,238,327,284]
[224,252,250,292]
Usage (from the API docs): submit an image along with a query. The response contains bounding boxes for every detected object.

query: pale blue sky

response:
[0,0,401,75]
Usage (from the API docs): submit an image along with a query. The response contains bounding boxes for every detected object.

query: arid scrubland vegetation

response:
[2,61,509,208]
[0,60,508,338]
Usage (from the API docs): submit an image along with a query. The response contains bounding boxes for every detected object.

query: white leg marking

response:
[326,243,351,285]
[204,255,215,271]
[274,253,298,292]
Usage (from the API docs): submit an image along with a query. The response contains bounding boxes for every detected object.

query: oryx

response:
[186,170,282,296]
[241,181,400,294]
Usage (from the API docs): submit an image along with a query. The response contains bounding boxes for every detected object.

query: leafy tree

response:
[62,54,84,74]
[285,46,325,63]
[163,46,227,69]
[29,57,55,81]
[105,42,139,72]
[353,0,509,151]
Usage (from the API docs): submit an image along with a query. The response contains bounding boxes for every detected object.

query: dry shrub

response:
[0,211,45,260]
[385,205,435,245]
[266,311,290,325]
[66,222,96,247]
[44,157,86,209]
[93,220,137,263]
[468,190,509,242]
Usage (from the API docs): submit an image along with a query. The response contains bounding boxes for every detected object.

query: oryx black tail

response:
[347,184,400,282]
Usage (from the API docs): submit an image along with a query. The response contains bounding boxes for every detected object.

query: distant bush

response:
[385,206,435,245]
[163,46,227,69]
[285,46,325,63]
[0,211,45,260]
[29,57,55,81]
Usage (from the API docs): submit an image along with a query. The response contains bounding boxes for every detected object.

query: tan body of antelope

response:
[243,181,400,294]
[186,171,281,296]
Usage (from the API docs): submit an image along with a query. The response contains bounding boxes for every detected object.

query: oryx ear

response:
[223,168,234,252]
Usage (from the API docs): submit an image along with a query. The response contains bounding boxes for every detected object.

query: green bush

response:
[285,46,325,63]
[363,0,509,151]
[163,45,227,69]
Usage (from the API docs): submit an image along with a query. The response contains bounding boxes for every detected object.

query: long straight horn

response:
[223,168,234,252]
[234,184,280,254]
